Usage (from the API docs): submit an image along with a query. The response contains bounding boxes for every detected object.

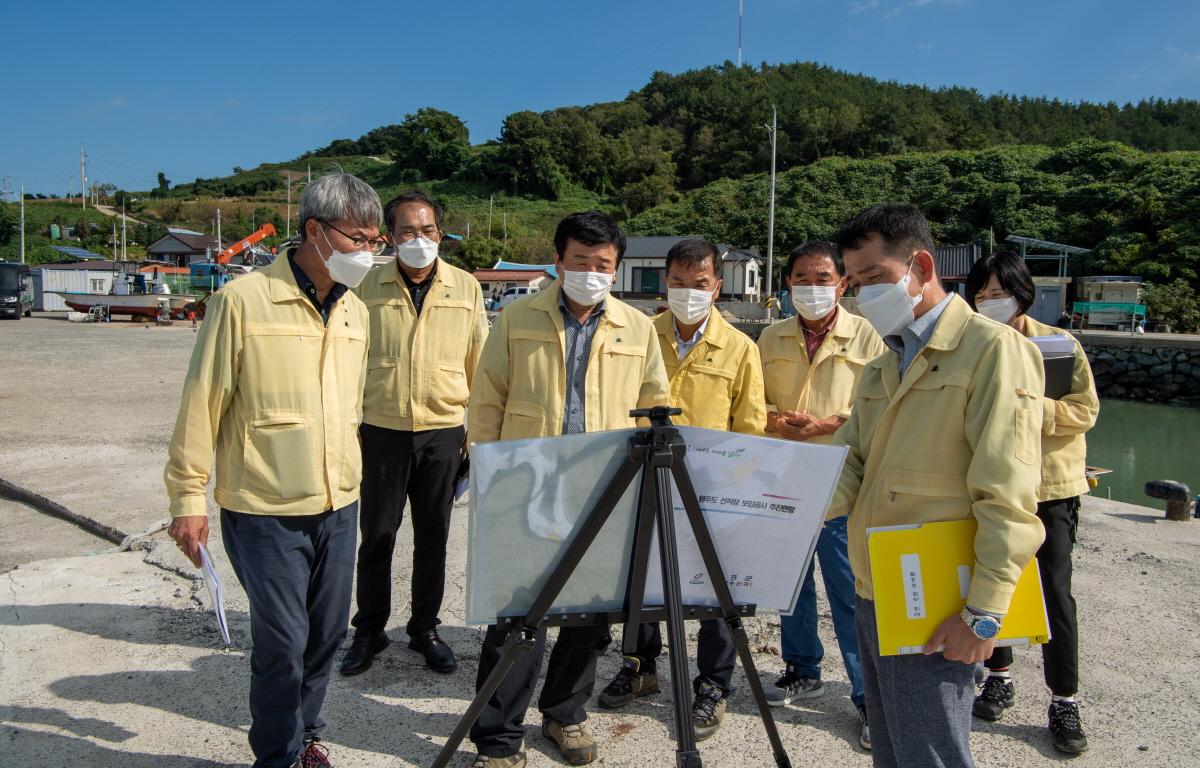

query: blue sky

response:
[2,0,1198,195]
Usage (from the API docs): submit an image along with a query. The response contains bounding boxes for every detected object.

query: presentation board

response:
[465,426,847,626]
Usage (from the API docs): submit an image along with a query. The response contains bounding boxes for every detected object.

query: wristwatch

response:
[960,608,1002,640]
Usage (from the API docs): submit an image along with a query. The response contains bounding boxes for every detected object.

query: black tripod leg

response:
[671,463,793,768]
[621,457,660,655]
[432,453,643,767]
[653,461,703,768]
[432,626,537,768]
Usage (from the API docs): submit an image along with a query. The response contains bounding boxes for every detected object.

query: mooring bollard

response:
[1144,480,1193,522]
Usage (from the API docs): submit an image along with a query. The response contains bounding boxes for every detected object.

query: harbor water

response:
[1085,398,1200,508]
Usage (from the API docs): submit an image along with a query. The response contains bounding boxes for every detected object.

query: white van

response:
[498,285,539,309]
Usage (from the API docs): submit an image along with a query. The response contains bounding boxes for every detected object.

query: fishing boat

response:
[47,273,200,320]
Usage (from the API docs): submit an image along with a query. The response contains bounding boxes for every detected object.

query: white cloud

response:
[1166,45,1200,64]
[106,96,128,108]
[852,0,966,20]
[851,0,881,12]
[917,41,936,50]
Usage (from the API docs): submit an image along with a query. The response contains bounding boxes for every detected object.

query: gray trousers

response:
[222,503,357,768]
[856,597,977,768]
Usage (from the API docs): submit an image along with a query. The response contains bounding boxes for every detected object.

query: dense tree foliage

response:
[628,140,1200,289]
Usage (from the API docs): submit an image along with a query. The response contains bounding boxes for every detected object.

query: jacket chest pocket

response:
[1014,387,1041,466]
[423,300,476,362]
[242,410,323,501]
[601,343,646,382]
[680,363,735,408]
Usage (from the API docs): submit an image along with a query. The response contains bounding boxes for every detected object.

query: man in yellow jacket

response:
[341,192,488,677]
[966,251,1099,755]
[757,241,885,750]
[466,211,669,768]
[597,238,766,741]
[829,204,1045,768]
[164,172,383,768]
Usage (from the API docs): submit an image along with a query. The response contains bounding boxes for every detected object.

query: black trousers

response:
[625,618,736,695]
[351,423,463,637]
[985,496,1080,697]
[469,622,610,757]
[221,504,357,768]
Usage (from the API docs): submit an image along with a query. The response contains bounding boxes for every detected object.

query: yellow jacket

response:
[468,281,670,444]
[829,295,1046,616]
[354,259,488,432]
[652,308,766,435]
[1023,315,1100,501]
[164,255,368,518]
[757,309,886,444]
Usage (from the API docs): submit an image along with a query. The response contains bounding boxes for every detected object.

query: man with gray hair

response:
[165,172,385,768]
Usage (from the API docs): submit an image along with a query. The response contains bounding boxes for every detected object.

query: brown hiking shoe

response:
[598,655,660,709]
[470,753,526,767]
[542,719,597,765]
[692,680,727,741]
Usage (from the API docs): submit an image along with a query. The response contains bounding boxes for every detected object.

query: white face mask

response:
[396,235,439,269]
[560,269,613,307]
[855,260,922,337]
[319,229,374,288]
[791,285,839,321]
[667,288,714,325]
[976,296,1020,324]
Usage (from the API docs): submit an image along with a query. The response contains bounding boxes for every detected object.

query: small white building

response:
[614,236,761,301]
[473,268,554,299]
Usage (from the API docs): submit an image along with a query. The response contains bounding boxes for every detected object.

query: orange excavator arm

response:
[215,223,277,264]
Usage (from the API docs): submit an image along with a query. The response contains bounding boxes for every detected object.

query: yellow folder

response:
[867,518,1050,656]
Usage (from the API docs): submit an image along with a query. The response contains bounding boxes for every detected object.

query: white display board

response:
[465,426,847,626]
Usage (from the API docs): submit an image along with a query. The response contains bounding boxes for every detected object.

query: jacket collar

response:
[657,306,729,350]
[266,247,307,305]
[533,280,628,329]
[382,257,456,288]
[777,305,854,341]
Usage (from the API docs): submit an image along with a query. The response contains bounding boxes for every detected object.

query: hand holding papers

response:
[198,544,231,646]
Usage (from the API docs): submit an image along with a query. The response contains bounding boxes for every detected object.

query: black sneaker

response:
[1048,700,1088,755]
[765,663,823,707]
[972,676,1015,721]
[691,681,726,741]
[598,656,659,709]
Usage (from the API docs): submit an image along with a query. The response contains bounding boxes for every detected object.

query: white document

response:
[198,544,231,646]
[642,426,847,616]
[1029,335,1075,357]
[465,426,846,624]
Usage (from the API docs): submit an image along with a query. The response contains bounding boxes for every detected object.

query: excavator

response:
[187,222,278,315]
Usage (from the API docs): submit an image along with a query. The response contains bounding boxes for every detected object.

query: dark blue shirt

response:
[289,252,347,325]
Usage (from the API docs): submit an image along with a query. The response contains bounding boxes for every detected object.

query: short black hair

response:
[835,203,936,262]
[384,190,444,233]
[785,241,843,278]
[665,239,721,275]
[965,250,1035,314]
[554,210,626,261]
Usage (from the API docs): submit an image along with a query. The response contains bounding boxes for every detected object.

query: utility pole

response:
[19,183,25,264]
[307,163,311,184]
[487,195,494,239]
[113,221,118,260]
[738,0,744,67]
[503,212,508,245]
[286,175,292,239]
[764,105,777,315]
[465,221,470,239]
[80,145,88,210]
[121,197,128,260]
[216,207,222,253]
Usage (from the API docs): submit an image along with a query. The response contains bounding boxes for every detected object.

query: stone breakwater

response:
[1080,334,1200,406]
